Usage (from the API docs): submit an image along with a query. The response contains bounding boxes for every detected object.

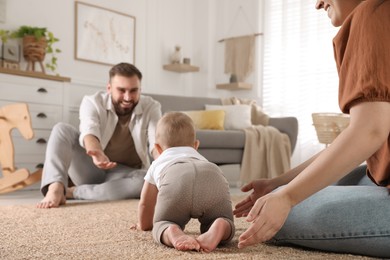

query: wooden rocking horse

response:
[0,103,42,194]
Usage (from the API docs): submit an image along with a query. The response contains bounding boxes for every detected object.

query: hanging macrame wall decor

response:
[217,6,262,89]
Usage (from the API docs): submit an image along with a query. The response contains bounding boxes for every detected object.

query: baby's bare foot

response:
[197,218,231,252]
[164,225,200,251]
[36,182,66,209]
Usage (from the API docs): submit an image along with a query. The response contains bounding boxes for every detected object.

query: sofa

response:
[145,93,298,165]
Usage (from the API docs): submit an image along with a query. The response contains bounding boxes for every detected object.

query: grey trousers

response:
[272,165,390,258]
[41,123,146,200]
[152,159,235,245]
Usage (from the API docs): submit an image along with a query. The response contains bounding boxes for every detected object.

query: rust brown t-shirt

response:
[104,114,143,169]
[333,0,390,187]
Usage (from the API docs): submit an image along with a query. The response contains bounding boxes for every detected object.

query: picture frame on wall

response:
[75,1,136,66]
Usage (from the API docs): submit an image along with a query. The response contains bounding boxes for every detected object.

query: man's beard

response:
[112,100,137,116]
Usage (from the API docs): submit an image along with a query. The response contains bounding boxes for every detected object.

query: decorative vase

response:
[229,74,238,83]
[23,35,47,73]
[170,45,182,64]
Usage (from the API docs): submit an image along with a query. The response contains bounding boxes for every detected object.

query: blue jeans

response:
[272,165,390,258]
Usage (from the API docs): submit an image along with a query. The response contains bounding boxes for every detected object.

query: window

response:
[262,0,340,165]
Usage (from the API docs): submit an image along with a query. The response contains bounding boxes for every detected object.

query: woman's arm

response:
[273,151,322,187]
[281,102,390,206]
[238,101,390,248]
[234,152,321,217]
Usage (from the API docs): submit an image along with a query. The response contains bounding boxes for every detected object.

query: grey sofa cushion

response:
[198,148,243,164]
[197,130,245,149]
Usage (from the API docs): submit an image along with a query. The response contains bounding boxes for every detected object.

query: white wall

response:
[1,0,264,100]
[4,0,147,87]
[210,0,264,104]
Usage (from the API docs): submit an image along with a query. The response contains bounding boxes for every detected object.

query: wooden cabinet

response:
[0,71,69,178]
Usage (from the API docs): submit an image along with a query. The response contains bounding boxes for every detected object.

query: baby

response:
[132,111,235,252]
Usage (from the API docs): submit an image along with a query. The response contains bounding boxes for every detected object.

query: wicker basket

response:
[312,113,350,145]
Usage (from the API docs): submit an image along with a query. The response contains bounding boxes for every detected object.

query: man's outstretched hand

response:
[87,150,117,169]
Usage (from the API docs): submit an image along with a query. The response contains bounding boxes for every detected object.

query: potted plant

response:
[0,29,10,43]
[10,26,61,73]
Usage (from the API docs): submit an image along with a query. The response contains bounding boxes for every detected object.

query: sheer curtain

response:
[262,0,340,166]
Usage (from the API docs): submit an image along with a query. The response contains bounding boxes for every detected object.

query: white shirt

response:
[78,91,161,168]
[144,146,207,189]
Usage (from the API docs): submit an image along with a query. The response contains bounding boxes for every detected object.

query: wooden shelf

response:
[0,67,71,82]
[163,63,199,73]
[216,82,252,90]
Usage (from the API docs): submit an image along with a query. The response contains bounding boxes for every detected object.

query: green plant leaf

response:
[10,25,61,74]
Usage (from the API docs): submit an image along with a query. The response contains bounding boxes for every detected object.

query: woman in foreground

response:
[234,0,390,258]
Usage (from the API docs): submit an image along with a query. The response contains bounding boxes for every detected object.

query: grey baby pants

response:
[152,159,235,245]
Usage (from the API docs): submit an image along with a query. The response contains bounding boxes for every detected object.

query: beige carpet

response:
[0,196,373,260]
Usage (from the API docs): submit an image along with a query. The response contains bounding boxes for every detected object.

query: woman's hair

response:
[109,62,142,82]
[156,112,196,148]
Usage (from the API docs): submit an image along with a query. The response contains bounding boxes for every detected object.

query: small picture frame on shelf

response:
[2,43,20,62]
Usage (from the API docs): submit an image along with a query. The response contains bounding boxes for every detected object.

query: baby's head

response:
[155,112,198,151]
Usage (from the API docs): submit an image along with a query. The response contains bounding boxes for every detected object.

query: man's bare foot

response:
[197,218,231,252]
[36,182,66,209]
[162,225,200,251]
[66,186,76,199]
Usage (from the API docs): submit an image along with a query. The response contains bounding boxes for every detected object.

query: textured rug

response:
[0,196,373,260]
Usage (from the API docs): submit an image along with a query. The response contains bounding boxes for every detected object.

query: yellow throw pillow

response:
[183,110,225,130]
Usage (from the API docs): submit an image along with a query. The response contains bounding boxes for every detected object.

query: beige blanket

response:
[240,125,291,185]
[221,97,291,185]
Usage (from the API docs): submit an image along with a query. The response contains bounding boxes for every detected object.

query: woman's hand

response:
[238,191,292,248]
[233,179,277,218]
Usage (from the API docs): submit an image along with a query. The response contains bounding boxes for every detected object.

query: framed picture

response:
[2,43,20,62]
[75,1,136,66]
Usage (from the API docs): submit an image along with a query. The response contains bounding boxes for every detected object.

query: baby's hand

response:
[130,223,140,231]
